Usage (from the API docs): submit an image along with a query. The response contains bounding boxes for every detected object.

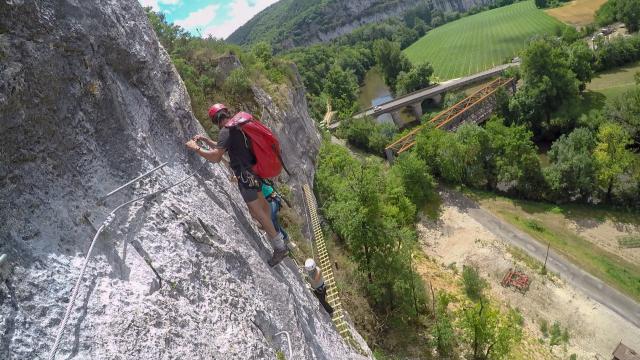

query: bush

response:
[340,117,397,155]
[390,152,437,209]
[540,319,549,337]
[462,265,487,301]
[550,321,563,345]
[525,219,545,232]
[594,35,640,71]
[222,68,252,98]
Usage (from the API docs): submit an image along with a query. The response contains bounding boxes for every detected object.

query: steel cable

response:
[48,160,206,360]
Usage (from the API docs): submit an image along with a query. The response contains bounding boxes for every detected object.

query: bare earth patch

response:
[546,0,608,27]
[417,192,640,359]
[566,219,640,264]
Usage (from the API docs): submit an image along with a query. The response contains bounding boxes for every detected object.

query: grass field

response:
[404,1,564,80]
[466,189,640,302]
[587,61,640,99]
[546,0,607,27]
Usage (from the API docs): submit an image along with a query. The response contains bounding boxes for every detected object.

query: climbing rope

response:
[48,160,206,360]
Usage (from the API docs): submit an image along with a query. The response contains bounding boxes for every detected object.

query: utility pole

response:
[543,242,550,273]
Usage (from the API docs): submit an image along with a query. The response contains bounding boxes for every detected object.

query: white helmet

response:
[304,258,316,271]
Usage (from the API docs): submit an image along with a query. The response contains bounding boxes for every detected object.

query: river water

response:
[357,68,416,126]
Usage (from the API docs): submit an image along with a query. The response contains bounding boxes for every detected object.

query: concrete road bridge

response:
[354,62,519,126]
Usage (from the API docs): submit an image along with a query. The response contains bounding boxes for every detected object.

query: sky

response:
[138,0,280,39]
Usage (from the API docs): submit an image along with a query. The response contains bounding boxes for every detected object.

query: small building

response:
[613,342,640,360]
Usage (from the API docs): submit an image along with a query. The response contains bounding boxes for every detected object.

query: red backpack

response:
[225,112,285,179]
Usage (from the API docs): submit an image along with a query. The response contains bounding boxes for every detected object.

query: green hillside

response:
[227,0,424,50]
[404,1,565,80]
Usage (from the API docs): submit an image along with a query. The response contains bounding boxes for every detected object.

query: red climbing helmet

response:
[208,103,228,120]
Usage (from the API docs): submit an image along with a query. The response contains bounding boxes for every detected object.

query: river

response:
[357,68,414,126]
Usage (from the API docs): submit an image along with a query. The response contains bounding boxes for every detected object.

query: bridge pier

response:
[391,111,404,127]
[410,102,423,119]
[385,148,396,163]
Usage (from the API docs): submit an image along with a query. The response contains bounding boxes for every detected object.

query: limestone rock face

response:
[0,1,370,359]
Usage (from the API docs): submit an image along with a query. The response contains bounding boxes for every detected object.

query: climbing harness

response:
[47,160,206,360]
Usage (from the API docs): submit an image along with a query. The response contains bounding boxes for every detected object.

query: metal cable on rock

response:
[48,161,207,360]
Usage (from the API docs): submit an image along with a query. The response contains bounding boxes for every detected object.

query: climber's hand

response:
[185,139,200,152]
[192,134,207,142]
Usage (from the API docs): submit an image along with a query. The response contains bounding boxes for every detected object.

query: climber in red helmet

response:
[186,103,288,266]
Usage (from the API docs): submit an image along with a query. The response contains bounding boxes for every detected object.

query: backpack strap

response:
[225,112,253,128]
[276,150,291,176]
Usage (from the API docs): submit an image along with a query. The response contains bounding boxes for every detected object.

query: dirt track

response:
[418,189,640,358]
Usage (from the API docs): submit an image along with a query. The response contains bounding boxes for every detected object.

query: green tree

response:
[455,124,493,188]
[373,39,413,90]
[252,41,273,64]
[431,292,456,358]
[392,25,420,49]
[323,66,359,117]
[486,119,546,199]
[144,8,191,55]
[341,117,396,155]
[596,0,640,32]
[390,152,436,209]
[605,86,640,144]
[316,143,425,319]
[568,41,594,91]
[462,265,488,301]
[509,38,580,133]
[396,63,434,96]
[594,123,635,202]
[534,0,547,8]
[544,128,597,202]
[459,301,523,360]
[415,126,465,184]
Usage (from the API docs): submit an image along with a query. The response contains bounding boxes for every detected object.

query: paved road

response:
[354,63,518,118]
[445,189,640,328]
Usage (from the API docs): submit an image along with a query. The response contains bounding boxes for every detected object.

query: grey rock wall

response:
[0,0,369,359]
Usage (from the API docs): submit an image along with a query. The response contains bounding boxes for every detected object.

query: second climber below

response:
[305,258,334,316]
[185,103,288,266]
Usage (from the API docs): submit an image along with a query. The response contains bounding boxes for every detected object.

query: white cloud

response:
[203,0,279,39]
[175,4,221,29]
[138,0,159,11]
[159,0,181,5]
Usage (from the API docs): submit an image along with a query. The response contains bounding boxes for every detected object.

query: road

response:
[446,189,640,329]
[354,63,518,118]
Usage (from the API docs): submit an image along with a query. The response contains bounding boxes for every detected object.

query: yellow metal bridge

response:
[385,77,516,158]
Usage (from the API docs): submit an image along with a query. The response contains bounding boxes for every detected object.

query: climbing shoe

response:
[268,247,289,267]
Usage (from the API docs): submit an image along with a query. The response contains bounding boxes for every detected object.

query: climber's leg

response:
[240,178,287,266]
[246,194,278,240]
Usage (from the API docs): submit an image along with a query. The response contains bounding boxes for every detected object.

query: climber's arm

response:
[185,139,224,163]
